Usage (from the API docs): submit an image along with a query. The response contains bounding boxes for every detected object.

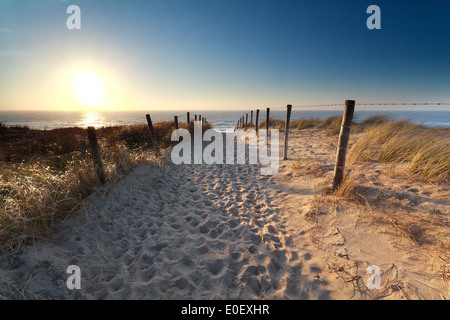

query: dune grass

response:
[320,115,343,135]
[255,115,343,134]
[349,120,450,181]
[257,118,285,130]
[290,117,322,130]
[0,120,210,255]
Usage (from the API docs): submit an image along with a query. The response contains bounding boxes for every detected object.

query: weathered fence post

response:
[332,100,356,191]
[145,113,156,143]
[187,112,190,124]
[174,116,179,129]
[255,109,260,134]
[283,104,292,160]
[245,113,248,130]
[195,115,198,121]
[265,107,270,144]
[87,126,105,184]
[250,110,253,127]
[199,115,202,123]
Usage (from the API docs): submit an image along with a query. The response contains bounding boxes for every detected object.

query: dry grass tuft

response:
[290,155,327,177]
[321,115,343,135]
[290,118,321,130]
[333,172,366,204]
[349,120,450,182]
[258,118,285,130]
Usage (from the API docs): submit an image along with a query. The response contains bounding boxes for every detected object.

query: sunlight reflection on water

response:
[0,109,448,130]
[76,112,106,128]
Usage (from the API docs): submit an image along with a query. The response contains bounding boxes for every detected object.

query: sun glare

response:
[73,71,105,107]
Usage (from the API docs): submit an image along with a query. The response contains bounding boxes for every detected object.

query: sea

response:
[1,108,449,132]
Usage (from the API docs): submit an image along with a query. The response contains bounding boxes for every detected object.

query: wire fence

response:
[261,102,450,111]
[286,102,450,109]
[143,101,450,132]
[356,102,450,106]
[234,101,450,127]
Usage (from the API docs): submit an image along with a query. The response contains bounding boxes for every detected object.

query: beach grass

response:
[256,118,285,130]
[320,115,343,135]
[290,117,322,130]
[256,115,344,135]
[0,121,210,254]
[349,119,450,181]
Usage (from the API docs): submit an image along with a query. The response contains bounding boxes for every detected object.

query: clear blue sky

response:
[1,0,450,111]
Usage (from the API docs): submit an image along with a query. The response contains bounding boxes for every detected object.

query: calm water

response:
[1,108,449,132]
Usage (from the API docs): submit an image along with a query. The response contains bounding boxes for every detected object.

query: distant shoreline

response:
[1,109,449,131]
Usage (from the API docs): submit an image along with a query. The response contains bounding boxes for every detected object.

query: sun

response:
[73,71,105,107]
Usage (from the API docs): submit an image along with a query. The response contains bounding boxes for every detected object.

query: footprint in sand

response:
[206,259,226,277]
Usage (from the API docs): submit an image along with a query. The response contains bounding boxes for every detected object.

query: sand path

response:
[0,141,329,299]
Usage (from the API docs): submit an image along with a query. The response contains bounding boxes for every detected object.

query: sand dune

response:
[0,129,448,300]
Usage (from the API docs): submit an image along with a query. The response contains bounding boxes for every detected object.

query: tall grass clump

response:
[349,119,450,181]
[361,115,390,126]
[258,118,285,130]
[0,154,96,254]
[290,118,321,130]
[321,115,343,135]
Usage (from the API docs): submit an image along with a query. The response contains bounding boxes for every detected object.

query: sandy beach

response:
[0,128,448,300]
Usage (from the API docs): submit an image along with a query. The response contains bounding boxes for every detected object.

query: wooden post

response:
[245,113,248,130]
[146,113,156,143]
[87,126,105,184]
[332,100,356,191]
[283,104,292,160]
[255,109,260,134]
[265,107,270,144]
[195,114,198,121]
[199,115,202,122]
[187,112,190,124]
[250,110,253,127]
[174,116,179,129]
